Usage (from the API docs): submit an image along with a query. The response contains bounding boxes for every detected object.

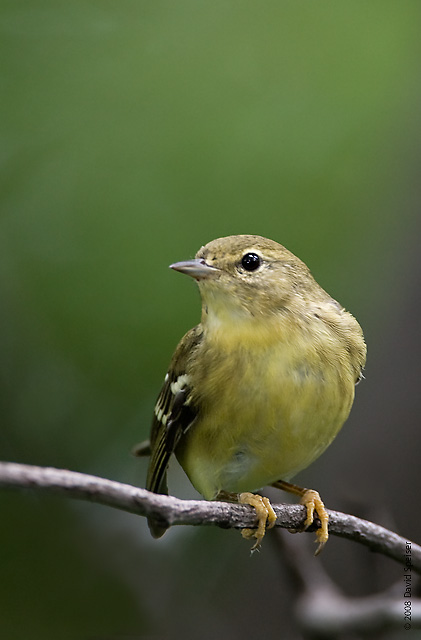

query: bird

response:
[134,235,366,553]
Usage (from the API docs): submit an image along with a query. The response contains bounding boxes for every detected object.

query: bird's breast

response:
[176,322,356,499]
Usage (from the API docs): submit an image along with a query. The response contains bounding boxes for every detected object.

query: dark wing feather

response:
[145,326,201,537]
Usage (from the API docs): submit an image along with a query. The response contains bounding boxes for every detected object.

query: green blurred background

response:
[1,2,421,638]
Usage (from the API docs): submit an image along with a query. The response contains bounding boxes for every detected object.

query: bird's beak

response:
[170,259,219,280]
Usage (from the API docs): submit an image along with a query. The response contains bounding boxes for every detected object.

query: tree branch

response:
[0,461,419,573]
[273,528,421,634]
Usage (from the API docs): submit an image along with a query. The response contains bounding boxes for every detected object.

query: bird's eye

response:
[241,252,261,271]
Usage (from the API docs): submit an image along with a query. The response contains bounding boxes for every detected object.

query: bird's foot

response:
[300,489,329,555]
[271,480,329,555]
[239,492,277,551]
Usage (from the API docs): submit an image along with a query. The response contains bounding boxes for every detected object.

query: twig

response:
[273,528,421,635]
[0,461,419,573]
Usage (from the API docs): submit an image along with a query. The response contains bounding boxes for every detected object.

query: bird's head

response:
[170,235,321,323]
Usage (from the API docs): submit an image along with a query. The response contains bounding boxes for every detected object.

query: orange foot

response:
[271,480,329,555]
[239,492,277,550]
[300,489,329,555]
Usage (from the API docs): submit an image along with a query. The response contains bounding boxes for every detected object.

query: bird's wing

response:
[144,326,201,536]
